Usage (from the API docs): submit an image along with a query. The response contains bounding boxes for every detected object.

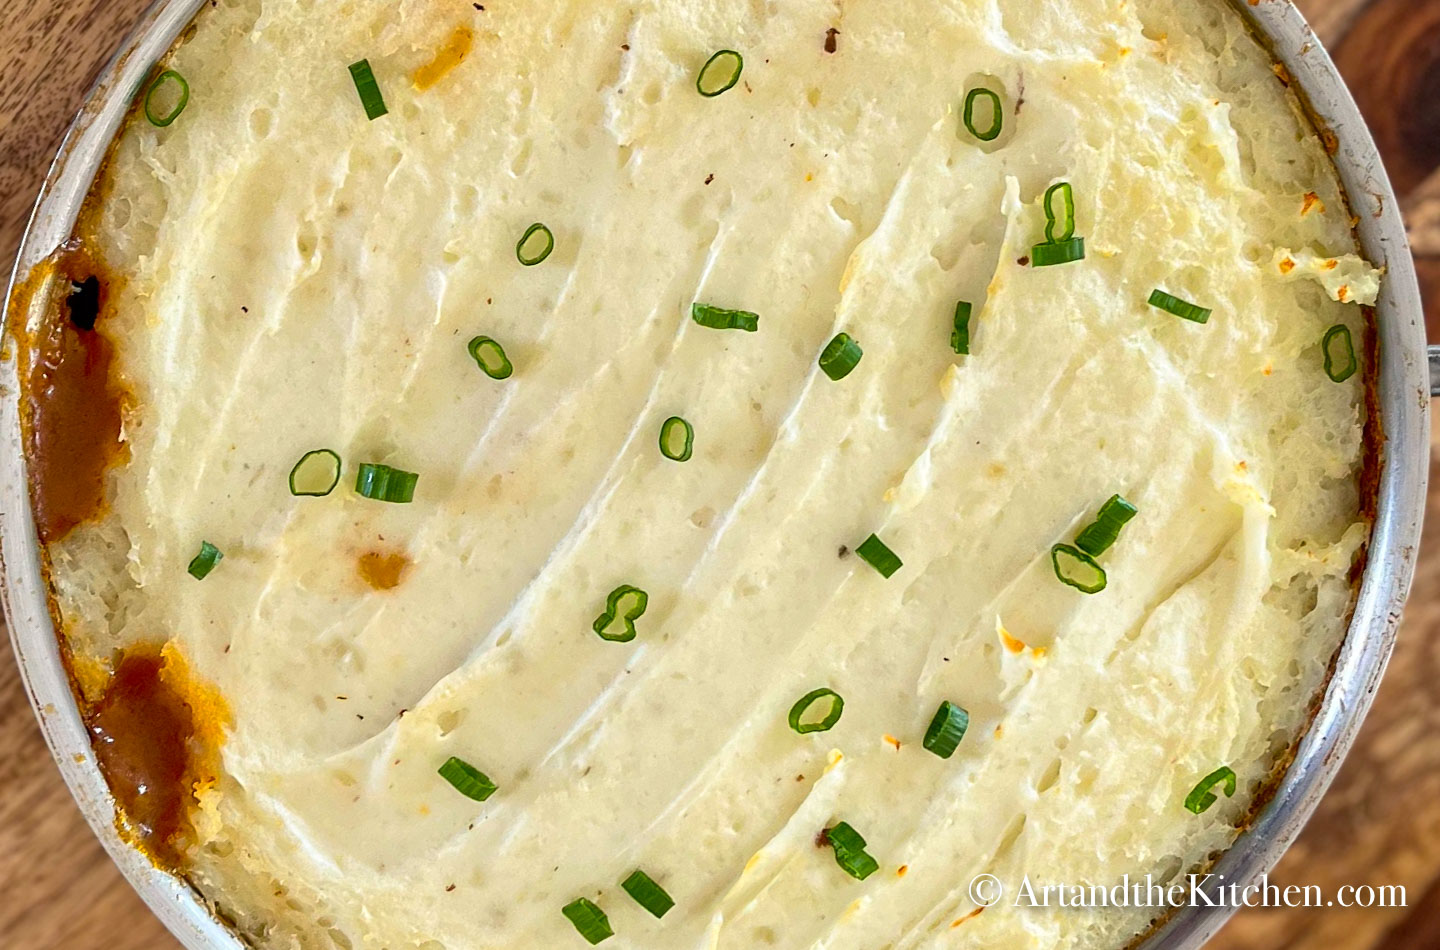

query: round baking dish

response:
[1,1,1430,948]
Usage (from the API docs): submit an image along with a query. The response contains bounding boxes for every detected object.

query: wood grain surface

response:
[1,1,1438,947]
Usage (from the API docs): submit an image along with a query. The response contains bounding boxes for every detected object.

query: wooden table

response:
[1,1,1438,947]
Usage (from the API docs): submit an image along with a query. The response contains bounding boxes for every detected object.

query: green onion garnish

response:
[826,821,867,854]
[1030,182,1086,267]
[1148,290,1212,325]
[469,336,514,379]
[355,463,419,504]
[788,688,845,734]
[1323,324,1358,383]
[1184,765,1237,815]
[187,541,223,580]
[561,898,613,945]
[856,534,902,578]
[289,449,342,497]
[825,822,879,880]
[438,756,498,802]
[348,59,388,121]
[691,302,759,332]
[696,49,744,97]
[516,223,555,266]
[659,416,694,462]
[621,870,675,918]
[593,585,648,642]
[951,300,973,355]
[963,87,1003,142]
[144,70,190,128]
[1074,494,1138,557]
[1030,237,1086,267]
[818,333,863,381]
[1042,182,1076,244]
[835,847,880,880]
[1051,543,1107,594]
[922,700,970,759]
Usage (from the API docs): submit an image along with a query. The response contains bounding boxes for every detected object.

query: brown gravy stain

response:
[358,550,411,590]
[86,645,227,869]
[412,25,475,91]
[10,244,126,543]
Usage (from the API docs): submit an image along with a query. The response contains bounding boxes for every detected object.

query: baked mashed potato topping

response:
[35,0,1377,946]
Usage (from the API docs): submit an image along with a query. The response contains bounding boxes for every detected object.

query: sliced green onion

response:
[951,301,973,355]
[348,59,388,121]
[963,87,1003,142]
[1030,237,1086,267]
[187,541,223,580]
[856,534,902,579]
[561,898,613,945]
[922,700,970,759]
[621,870,675,918]
[835,846,880,881]
[1042,182,1076,244]
[826,821,867,854]
[659,416,694,462]
[1148,289,1212,325]
[1074,494,1138,557]
[438,756,498,802]
[819,333,863,381]
[355,463,419,504]
[144,70,190,128]
[289,449,342,497]
[788,688,844,734]
[825,822,879,880]
[1051,543,1107,594]
[691,302,759,332]
[516,223,555,266]
[697,49,744,97]
[1323,324,1358,383]
[593,585,648,643]
[1030,182,1085,267]
[469,336,514,379]
[1184,765,1237,815]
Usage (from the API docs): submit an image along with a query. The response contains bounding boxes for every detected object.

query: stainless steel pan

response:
[1,1,1430,947]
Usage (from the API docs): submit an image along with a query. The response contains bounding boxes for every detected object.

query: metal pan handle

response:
[1431,345,1440,397]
